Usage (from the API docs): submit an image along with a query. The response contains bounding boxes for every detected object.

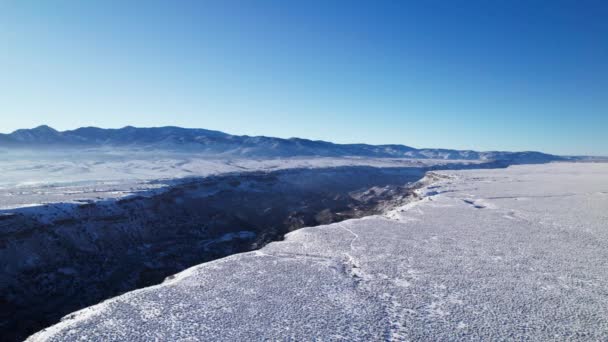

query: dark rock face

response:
[0,166,428,341]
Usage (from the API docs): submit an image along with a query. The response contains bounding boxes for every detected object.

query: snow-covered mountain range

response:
[0,125,563,162]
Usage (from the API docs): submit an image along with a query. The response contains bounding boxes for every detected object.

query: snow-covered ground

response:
[0,150,477,209]
[28,162,608,341]
[1,152,498,341]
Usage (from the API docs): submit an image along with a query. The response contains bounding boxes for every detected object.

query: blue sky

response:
[1,1,606,155]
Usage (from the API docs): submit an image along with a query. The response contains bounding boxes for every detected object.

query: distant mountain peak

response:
[9,125,62,143]
[12,124,58,134]
[34,124,57,131]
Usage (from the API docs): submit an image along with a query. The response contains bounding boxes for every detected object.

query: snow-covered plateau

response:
[25,162,608,341]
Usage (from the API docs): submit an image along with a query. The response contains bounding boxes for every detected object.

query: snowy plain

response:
[27,162,608,341]
[0,150,477,209]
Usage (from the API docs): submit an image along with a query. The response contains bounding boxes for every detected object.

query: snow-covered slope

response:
[0,125,563,162]
[28,163,608,341]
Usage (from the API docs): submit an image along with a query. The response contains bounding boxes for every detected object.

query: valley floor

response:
[28,162,608,341]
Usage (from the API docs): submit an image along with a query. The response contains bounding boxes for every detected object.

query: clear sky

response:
[1,1,606,155]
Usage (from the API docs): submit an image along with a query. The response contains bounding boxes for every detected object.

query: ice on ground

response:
[28,163,608,341]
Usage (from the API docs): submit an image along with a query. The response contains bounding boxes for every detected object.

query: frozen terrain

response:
[0,130,595,341]
[3,152,501,341]
[27,162,608,341]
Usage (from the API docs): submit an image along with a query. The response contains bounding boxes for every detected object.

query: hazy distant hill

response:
[0,125,563,162]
